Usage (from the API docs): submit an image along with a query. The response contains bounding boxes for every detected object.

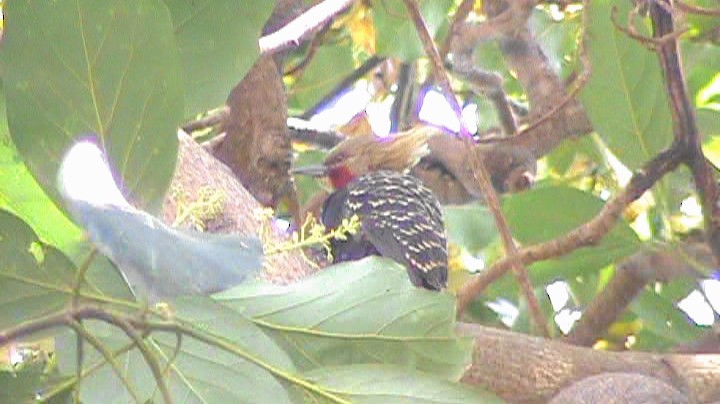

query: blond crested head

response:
[325,125,439,178]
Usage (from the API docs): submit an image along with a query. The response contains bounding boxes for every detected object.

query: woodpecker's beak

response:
[290,165,329,177]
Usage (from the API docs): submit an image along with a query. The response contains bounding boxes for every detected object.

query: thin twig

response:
[676,0,720,16]
[287,117,344,149]
[299,55,385,119]
[71,248,97,309]
[0,306,350,404]
[284,24,331,76]
[439,0,475,60]
[97,312,174,404]
[610,5,688,50]
[403,0,547,335]
[389,62,418,132]
[181,107,230,134]
[402,0,468,138]
[68,319,142,403]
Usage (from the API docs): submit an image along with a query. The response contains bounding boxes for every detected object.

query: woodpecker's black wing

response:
[342,171,448,290]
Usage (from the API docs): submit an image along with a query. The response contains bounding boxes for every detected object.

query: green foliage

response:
[0,210,79,330]
[288,43,356,111]
[444,204,497,252]
[0,82,83,250]
[581,0,674,169]
[218,258,471,379]
[55,298,298,403]
[0,0,718,401]
[165,0,274,116]
[631,288,703,345]
[374,0,453,61]
[2,0,184,209]
[488,186,641,295]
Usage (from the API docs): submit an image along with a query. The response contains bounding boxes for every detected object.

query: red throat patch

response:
[328,165,355,189]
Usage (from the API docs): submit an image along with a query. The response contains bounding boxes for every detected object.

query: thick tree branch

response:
[459,322,720,403]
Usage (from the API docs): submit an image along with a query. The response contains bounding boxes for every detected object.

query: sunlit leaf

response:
[0,210,77,330]
[2,0,184,209]
[0,110,81,250]
[217,257,471,379]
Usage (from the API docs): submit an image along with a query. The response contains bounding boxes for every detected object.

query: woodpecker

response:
[295,128,448,290]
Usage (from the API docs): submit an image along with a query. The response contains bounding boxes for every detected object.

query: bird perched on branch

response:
[294,128,448,291]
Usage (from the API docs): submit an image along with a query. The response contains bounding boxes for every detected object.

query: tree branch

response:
[459,322,720,403]
[403,0,547,335]
[650,1,720,263]
[457,144,685,314]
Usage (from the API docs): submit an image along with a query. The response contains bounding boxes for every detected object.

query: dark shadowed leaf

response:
[0,362,72,404]
[581,0,673,169]
[216,257,471,379]
[2,0,184,209]
[164,0,274,115]
[302,364,502,403]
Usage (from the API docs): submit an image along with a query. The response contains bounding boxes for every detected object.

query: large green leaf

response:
[164,0,274,115]
[0,84,131,299]
[217,257,471,380]
[581,0,673,169]
[0,210,78,330]
[0,122,81,250]
[374,0,453,61]
[55,298,297,403]
[2,0,184,209]
[302,364,502,403]
[489,186,641,293]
